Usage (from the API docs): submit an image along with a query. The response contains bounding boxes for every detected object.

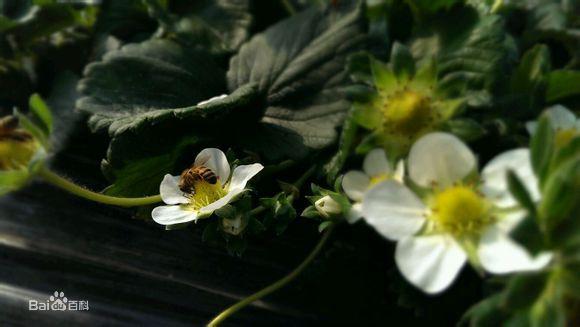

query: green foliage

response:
[546,70,580,103]
[261,192,297,235]
[227,2,366,162]
[508,45,551,115]
[410,8,514,99]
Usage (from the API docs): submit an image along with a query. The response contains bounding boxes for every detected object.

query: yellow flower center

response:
[382,90,434,136]
[369,173,390,186]
[184,180,227,211]
[0,137,38,170]
[429,185,495,238]
[554,128,578,148]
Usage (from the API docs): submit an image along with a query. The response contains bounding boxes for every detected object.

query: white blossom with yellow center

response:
[362,133,552,294]
[341,148,404,223]
[527,105,579,147]
[151,148,263,226]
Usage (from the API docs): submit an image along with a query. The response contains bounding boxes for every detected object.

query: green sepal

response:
[261,192,297,235]
[370,55,398,91]
[352,100,382,131]
[28,93,53,135]
[390,42,415,81]
[530,115,555,186]
[507,170,536,214]
[538,155,580,243]
[0,168,30,196]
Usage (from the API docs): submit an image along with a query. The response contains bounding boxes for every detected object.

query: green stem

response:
[293,165,317,190]
[490,0,503,14]
[281,0,297,15]
[38,167,162,207]
[207,224,335,326]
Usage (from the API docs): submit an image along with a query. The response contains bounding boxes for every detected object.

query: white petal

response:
[196,94,228,106]
[408,132,476,188]
[198,189,243,217]
[496,209,527,232]
[342,171,370,202]
[159,174,189,205]
[395,235,467,294]
[363,148,392,177]
[228,163,264,192]
[393,160,405,182]
[525,121,538,135]
[481,148,539,208]
[545,105,576,130]
[151,205,197,225]
[346,202,363,224]
[194,148,231,182]
[478,225,552,274]
[362,181,426,240]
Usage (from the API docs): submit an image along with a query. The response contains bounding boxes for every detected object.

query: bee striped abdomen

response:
[0,116,33,142]
[178,165,218,194]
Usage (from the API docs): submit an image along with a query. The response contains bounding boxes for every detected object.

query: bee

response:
[0,116,32,142]
[178,165,218,194]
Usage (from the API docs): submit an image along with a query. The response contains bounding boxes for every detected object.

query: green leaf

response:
[511,214,546,255]
[77,38,264,195]
[100,85,258,196]
[510,45,550,94]
[226,2,366,162]
[171,0,252,53]
[444,118,486,141]
[526,2,567,32]
[28,93,53,134]
[508,44,550,114]
[503,273,548,311]
[530,116,554,184]
[78,38,226,132]
[318,220,333,233]
[462,293,506,327]
[411,9,514,97]
[546,70,580,103]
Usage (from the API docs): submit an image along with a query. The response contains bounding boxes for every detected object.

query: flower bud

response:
[222,215,248,236]
[315,195,342,218]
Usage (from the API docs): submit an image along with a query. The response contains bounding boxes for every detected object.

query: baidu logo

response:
[29,291,89,311]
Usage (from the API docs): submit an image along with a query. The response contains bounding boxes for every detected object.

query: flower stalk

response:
[207,223,335,327]
[38,166,162,207]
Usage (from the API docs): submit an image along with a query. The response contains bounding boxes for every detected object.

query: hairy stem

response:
[39,167,162,207]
